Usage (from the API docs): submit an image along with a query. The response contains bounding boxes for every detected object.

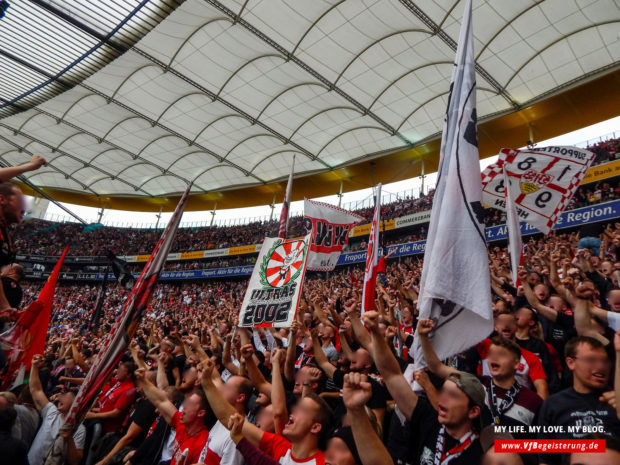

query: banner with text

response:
[238,234,311,327]
[303,199,363,271]
[482,146,595,234]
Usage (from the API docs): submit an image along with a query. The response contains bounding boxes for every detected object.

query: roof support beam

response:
[398,0,519,109]
[202,0,412,145]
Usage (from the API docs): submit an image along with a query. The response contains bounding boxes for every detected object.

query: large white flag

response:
[413,0,492,368]
[303,199,363,271]
[362,184,381,316]
[482,146,596,234]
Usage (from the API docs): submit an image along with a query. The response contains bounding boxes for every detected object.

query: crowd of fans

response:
[2,214,620,465]
[0,143,620,465]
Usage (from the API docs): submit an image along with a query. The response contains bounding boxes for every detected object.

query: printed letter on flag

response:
[482,146,595,234]
[239,233,311,327]
[412,0,492,369]
[303,199,363,271]
[362,184,381,316]
[63,184,191,429]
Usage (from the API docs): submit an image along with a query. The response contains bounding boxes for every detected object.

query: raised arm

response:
[240,344,272,398]
[345,300,372,350]
[222,335,241,376]
[199,359,264,446]
[0,154,46,182]
[129,340,148,370]
[269,349,289,435]
[71,339,89,373]
[310,328,336,379]
[156,352,170,389]
[338,325,355,362]
[284,321,301,382]
[417,319,458,379]
[29,355,49,411]
[342,373,394,465]
[363,311,418,418]
[519,268,558,323]
[574,285,610,345]
[135,368,177,424]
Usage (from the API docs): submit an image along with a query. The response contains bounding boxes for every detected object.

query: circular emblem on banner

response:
[260,239,306,288]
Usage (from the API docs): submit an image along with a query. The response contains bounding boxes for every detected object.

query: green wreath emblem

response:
[259,238,307,288]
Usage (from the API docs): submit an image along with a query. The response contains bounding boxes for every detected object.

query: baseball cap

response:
[446,371,486,408]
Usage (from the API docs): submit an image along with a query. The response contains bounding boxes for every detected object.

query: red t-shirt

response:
[259,432,325,465]
[169,410,209,465]
[97,378,136,433]
[477,338,547,390]
[376,257,387,274]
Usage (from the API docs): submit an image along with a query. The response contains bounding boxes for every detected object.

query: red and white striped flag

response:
[278,155,295,238]
[63,183,191,430]
[362,184,381,315]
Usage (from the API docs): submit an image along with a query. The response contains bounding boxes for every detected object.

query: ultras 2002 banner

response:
[238,234,311,327]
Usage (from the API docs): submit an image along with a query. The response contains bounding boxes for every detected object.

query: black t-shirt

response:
[0,431,28,465]
[1,277,21,309]
[541,314,575,354]
[406,397,483,465]
[126,398,158,446]
[332,368,388,411]
[0,226,15,267]
[537,387,620,464]
[130,413,172,465]
[516,336,560,392]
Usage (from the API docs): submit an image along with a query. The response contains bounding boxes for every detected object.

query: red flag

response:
[278,155,295,238]
[63,183,191,429]
[1,246,69,388]
[362,184,381,315]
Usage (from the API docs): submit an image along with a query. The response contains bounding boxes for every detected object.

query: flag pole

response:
[278,155,295,239]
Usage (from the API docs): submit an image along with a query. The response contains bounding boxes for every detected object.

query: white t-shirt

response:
[27,402,86,465]
[198,420,244,465]
[607,310,620,331]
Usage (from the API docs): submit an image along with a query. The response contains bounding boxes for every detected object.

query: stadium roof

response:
[0,0,619,212]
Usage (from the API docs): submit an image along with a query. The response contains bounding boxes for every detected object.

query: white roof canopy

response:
[0,0,618,198]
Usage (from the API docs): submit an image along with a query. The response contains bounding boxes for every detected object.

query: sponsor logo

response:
[520,169,554,194]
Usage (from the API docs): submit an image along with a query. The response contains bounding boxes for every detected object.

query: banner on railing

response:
[24,201,620,281]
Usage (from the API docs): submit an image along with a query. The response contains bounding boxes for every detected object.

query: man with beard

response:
[537,336,620,464]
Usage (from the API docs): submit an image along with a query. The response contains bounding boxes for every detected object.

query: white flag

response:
[481,146,595,234]
[503,169,522,285]
[238,234,311,327]
[303,199,363,271]
[362,184,381,316]
[413,0,492,368]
